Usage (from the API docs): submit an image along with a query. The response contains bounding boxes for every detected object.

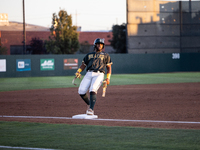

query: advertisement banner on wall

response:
[16,59,31,71]
[64,58,78,70]
[0,59,6,72]
[40,59,54,71]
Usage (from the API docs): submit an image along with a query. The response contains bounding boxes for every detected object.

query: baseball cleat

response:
[86,108,94,115]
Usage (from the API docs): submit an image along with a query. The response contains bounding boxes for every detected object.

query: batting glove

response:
[75,68,82,79]
[105,78,110,85]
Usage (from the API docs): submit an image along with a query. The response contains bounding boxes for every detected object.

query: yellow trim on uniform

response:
[106,62,113,66]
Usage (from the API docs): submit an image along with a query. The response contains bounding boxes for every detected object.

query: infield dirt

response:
[0,83,200,129]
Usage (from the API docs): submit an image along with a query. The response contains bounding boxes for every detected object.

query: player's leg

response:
[89,91,96,110]
[88,72,104,112]
[78,72,92,105]
[80,94,89,105]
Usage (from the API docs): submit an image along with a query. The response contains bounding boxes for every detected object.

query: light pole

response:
[23,0,26,54]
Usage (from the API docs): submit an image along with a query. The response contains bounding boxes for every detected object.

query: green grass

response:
[0,121,200,150]
[0,76,74,92]
[0,72,200,92]
[111,72,200,85]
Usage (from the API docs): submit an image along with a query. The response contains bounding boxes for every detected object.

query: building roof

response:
[79,32,112,45]
[0,21,50,31]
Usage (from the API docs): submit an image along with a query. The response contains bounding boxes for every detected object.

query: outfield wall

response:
[0,53,200,77]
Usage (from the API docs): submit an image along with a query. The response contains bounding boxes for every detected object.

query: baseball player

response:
[75,38,113,115]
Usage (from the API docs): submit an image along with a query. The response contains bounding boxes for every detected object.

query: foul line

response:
[1,115,200,124]
[0,145,58,150]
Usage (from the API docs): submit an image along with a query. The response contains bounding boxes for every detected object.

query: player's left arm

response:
[105,64,112,85]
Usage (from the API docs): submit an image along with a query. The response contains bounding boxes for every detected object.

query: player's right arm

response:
[75,62,86,78]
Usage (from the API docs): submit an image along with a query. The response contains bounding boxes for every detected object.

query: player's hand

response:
[105,78,110,85]
[75,71,81,79]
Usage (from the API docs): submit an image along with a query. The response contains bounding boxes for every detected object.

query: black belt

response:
[88,70,104,73]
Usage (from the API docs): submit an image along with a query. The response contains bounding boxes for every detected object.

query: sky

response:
[0,0,126,31]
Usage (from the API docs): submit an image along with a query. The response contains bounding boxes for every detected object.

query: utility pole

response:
[76,10,77,27]
[23,0,26,54]
[75,10,80,27]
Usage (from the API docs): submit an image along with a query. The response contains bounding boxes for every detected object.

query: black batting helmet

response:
[94,38,105,49]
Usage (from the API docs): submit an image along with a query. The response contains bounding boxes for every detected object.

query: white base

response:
[72,114,98,119]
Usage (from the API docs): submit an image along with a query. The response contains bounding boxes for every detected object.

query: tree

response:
[110,23,127,53]
[28,38,47,54]
[79,41,91,54]
[0,46,8,55]
[45,10,80,54]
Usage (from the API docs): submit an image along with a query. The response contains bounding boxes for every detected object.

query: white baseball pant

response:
[78,71,104,94]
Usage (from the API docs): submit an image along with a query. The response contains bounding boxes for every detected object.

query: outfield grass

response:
[0,121,200,150]
[0,72,200,92]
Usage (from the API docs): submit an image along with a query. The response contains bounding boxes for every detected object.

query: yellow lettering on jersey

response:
[88,54,94,60]
[99,55,104,61]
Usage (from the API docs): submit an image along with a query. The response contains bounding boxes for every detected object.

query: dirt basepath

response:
[1,83,200,129]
